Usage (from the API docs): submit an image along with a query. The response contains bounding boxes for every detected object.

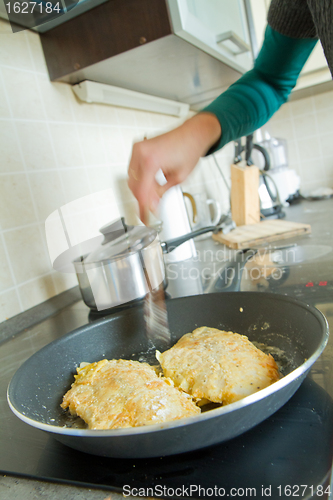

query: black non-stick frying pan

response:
[7,292,329,458]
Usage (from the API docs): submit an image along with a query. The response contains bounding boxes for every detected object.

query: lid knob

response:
[99,217,130,245]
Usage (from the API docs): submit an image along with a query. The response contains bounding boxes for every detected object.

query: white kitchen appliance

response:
[252,133,301,205]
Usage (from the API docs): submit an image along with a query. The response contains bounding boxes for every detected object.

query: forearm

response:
[179,112,222,157]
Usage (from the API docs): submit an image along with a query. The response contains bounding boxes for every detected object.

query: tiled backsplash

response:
[0,19,332,322]
[263,92,333,194]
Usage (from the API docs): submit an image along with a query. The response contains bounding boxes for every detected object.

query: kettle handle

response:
[252,143,271,171]
[183,192,197,224]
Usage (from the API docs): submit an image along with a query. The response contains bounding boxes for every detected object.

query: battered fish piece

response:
[61,359,200,429]
[157,327,280,405]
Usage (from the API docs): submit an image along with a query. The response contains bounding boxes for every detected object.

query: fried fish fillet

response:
[157,327,280,405]
[61,359,200,429]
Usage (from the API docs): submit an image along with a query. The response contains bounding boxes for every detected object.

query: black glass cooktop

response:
[1,286,332,500]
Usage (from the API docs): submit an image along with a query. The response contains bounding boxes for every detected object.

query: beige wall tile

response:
[299,159,325,183]
[102,127,126,164]
[25,30,48,74]
[4,225,51,283]
[315,109,333,136]
[0,121,24,173]
[18,274,56,310]
[71,94,98,124]
[49,123,84,168]
[2,67,45,120]
[292,113,317,140]
[0,289,22,322]
[117,107,136,127]
[94,104,119,126]
[297,136,322,162]
[322,157,333,178]
[60,167,91,202]
[52,271,78,295]
[133,109,154,129]
[302,179,327,194]
[59,190,120,247]
[0,236,14,292]
[44,209,69,267]
[0,29,33,71]
[29,170,65,221]
[0,19,12,34]
[77,124,106,166]
[272,103,292,122]
[86,166,125,202]
[120,199,139,225]
[37,76,74,122]
[15,121,56,171]
[163,114,183,129]
[320,134,333,158]
[289,96,314,117]
[287,140,299,166]
[0,173,37,229]
[114,175,136,206]
[86,165,111,193]
[121,127,142,163]
[149,111,172,128]
[267,118,295,141]
[313,90,333,111]
[0,71,10,119]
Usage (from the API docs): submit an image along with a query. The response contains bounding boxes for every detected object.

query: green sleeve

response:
[202,26,317,154]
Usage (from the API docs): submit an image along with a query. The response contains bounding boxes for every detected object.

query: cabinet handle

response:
[216,31,250,55]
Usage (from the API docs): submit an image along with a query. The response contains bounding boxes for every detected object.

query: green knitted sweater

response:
[203,26,317,153]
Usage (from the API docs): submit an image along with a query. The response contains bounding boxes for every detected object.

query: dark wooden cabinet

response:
[40,0,172,81]
[39,0,245,109]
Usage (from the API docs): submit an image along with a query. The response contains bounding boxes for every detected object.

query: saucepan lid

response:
[84,218,157,264]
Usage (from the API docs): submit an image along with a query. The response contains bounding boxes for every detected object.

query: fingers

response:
[155,167,188,198]
[128,141,161,225]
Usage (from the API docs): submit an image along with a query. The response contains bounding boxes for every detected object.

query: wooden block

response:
[231,163,260,226]
[212,220,311,249]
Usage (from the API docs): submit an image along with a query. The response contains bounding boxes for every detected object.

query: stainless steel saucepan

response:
[73,217,232,311]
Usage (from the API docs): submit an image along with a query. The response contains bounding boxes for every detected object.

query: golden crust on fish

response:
[157,327,280,405]
[61,359,200,429]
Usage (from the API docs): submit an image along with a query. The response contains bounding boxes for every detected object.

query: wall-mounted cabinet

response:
[168,0,253,74]
[39,0,254,110]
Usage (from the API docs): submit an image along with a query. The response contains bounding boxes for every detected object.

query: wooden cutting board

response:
[213,219,311,249]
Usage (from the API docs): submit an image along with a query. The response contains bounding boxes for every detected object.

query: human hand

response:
[128,113,221,224]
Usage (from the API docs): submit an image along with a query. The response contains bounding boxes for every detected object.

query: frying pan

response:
[7,292,329,458]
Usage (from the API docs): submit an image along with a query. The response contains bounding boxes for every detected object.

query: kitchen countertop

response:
[1,197,333,499]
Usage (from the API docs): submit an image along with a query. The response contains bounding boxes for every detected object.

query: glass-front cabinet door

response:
[167,0,253,74]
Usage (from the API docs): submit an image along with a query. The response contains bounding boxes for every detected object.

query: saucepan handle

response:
[160,215,231,254]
